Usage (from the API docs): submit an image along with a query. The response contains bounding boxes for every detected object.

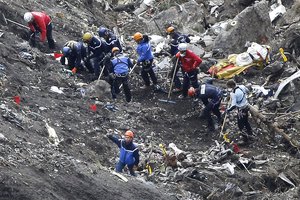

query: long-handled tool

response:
[118,63,137,90]
[158,57,179,104]
[219,97,231,138]
[96,55,111,82]
[2,13,30,30]
[219,112,228,138]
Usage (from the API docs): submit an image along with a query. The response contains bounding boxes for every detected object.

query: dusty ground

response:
[0,0,299,200]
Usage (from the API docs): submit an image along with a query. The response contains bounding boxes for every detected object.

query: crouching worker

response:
[23,11,55,49]
[109,47,132,102]
[188,83,223,131]
[107,130,139,176]
[60,40,86,74]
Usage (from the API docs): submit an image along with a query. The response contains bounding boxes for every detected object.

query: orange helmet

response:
[188,87,196,97]
[125,130,134,138]
[133,32,143,42]
[166,26,175,34]
[112,47,120,54]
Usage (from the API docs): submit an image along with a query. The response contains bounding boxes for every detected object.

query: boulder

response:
[213,0,274,55]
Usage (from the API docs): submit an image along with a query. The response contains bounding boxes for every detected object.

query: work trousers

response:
[111,75,132,102]
[30,23,55,49]
[182,70,199,97]
[116,161,135,176]
[46,23,55,49]
[203,101,222,130]
[140,60,157,86]
[237,106,253,137]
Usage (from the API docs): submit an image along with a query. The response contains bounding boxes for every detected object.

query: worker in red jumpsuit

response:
[24,12,55,49]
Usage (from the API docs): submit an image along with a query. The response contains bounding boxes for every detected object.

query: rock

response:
[224,182,243,197]
[147,1,205,35]
[281,65,298,77]
[86,80,111,100]
[0,133,8,143]
[263,61,284,75]
[213,1,273,55]
[173,170,185,182]
[238,0,256,6]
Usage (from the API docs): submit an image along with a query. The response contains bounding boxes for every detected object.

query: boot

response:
[48,39,56,49]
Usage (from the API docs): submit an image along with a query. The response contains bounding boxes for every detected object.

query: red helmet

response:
[188,87,196,97]
[125,130,134,138]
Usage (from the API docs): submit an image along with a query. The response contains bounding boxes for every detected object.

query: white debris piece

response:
[156,57,171,70]
[45,122,60,146]
[50,86,64,94]
[269,3,286,22]
[169,143,185,157]
[150,35,165,46]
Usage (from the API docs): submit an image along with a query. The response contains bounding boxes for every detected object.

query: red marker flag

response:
[14,96,21,105]
[232,143,240,153]
[90,104,97,112]
[54,52,63,59]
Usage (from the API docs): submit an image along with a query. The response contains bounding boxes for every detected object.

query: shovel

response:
[158,57,179,104]
[2,13,30,30]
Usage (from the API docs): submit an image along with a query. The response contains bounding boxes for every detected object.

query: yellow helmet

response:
[112,47,120,54]
[82,32,93,43]
[166,26,175,34]
[133,32,143,42]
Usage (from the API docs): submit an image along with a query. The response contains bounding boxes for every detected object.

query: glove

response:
[71,67,77,74]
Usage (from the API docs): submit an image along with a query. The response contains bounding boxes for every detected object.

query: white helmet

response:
[178,43,187,51]
[24,12,33,23]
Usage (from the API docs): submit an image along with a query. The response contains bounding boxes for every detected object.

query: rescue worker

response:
[166,26,191,92]
[107,130,139,176]
[109,47,133,102]
[226,79,253,144]
[60,40,87,74]
[166,26,191,59]
[82,32,108,80]
[133,32,158,89]
[98,26,123,53]
[23,12,55,49]
[175,43,202,98]
[188,84,223,131]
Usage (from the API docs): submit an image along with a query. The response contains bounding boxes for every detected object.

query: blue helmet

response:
[62,46,71,56]
[98,26,107,37]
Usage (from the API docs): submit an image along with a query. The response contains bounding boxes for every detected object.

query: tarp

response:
[208,54,264,79]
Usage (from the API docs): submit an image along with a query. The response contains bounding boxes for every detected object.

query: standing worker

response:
[98,26,123,53]
[133,32,158,89]
[107,130,140,176]
[226,79,254,144]
[23,11,55,49]
[176,43,202,98]
[109,47,133,102]
[166,26,191,92]
[188,84,223,131]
